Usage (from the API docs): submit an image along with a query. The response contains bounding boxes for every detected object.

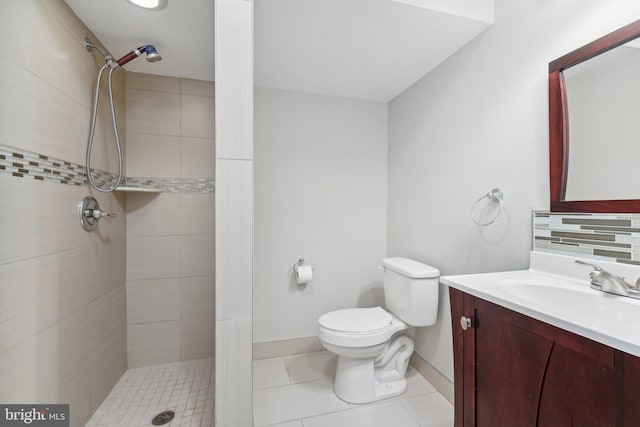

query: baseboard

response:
[409,351,454,405]
[253,336,323,360]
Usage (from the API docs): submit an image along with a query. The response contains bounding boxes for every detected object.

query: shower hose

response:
[85,63,123,192]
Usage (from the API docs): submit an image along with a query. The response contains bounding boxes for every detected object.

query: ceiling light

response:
[126,0,168,10]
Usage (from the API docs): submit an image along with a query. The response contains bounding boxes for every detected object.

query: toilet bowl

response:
[318,307,414,403]
[318,257,440,404]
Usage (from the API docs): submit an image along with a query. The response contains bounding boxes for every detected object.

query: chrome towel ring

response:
[471,188,504,226]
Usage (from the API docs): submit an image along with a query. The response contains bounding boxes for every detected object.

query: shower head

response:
[141,45,162,62]
[115,44,162,67]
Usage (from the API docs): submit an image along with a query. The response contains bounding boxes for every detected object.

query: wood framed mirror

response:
[549,19,640,213]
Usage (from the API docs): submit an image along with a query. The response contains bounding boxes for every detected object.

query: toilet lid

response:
[319,307,392,333]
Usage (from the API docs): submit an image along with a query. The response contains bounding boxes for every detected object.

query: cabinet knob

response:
[460,316,472,331]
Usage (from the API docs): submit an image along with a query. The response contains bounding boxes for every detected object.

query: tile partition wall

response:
[533,211,640,264]
[0,2,127,426]
[124,72,216,368]
[215,0,254,425]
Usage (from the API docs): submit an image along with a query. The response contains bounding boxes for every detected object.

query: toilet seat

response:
[319,307,392,333]
[318,307,408,348]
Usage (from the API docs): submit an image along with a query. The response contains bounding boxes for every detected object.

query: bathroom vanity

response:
[441,18,640,426]
[443,252,640,427]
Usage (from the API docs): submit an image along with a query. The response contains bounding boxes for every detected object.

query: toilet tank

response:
[382,257,440,327]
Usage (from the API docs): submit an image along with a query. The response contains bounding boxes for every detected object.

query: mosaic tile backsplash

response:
[534,211,640,265]
[0,144,214,193]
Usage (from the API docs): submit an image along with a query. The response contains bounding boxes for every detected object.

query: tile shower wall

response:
[533,212,640,265]
[215,0,254,424]
[0,2,127,427]
[125,72,215,368]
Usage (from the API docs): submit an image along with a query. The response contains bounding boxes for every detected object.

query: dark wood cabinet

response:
[450,287,640,427]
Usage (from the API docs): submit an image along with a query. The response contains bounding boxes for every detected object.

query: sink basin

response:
[496,279,640,331]
[441,251,640,356]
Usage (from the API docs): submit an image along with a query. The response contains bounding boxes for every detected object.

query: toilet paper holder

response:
[289,258,316,285]
[292,258,315,274]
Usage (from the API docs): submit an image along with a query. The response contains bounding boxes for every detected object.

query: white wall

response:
[388,0,640,380]
[254,88,388,343]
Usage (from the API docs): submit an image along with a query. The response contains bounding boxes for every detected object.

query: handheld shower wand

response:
[84,38,162,192]
[116,45,162,67]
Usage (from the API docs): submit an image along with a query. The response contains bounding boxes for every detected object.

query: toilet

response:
[318,257,440,404]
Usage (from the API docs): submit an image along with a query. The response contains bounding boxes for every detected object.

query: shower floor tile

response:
[86,358,214,427]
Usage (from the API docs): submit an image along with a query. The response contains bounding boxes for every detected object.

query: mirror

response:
[549,19,640,212]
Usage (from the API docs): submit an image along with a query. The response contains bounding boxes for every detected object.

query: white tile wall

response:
[181,78,215,97]
[126,192,181,236]
[181,136,216,178]
[181,277,215,360]
[0,0,125,173]
[181,234,215,277]
[89,284,128,411]
[87,232,127,301]
[181,193,215,235]
[128,321,181,368]
[215,318,253,426]
[126,89,181,136]
[125,134,181,178]
[125,73,215,368]
[0,3,127,426]
[181,277,215,326]
[0,246,90,354]
[127,235,182,281]
[215,0,254,161]
[126,279,181,324]
[215,0,253,424]
[0,179,89,264]
[126,72,180,93]
[182,94,215,138]
[216,159,253,320]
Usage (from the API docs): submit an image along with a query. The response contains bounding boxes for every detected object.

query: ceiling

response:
[65,0,493,102]
[64,0,215,82]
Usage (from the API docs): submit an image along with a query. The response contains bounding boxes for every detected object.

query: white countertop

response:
[441,251,640,357]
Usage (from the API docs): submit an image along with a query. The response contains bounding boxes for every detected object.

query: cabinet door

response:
[450,290,552,427]
[449,287,467,427]
[537,342,616,426]
[473,298,553,427]
[624,352,640,426]
[450,288,619,427]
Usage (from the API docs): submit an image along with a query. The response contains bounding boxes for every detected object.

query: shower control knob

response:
[460,316,472,331]
[86,208,118,219]
[78,196,117,232]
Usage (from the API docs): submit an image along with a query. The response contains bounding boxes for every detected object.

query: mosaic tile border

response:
[533,211,640,265]
[0,144,214,193]
[123,177,215,193]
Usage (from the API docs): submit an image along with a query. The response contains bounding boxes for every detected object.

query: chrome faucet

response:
[575,260,640,298]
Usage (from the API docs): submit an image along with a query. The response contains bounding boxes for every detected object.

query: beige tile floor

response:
[253,351,454,427]
[86,350,452,426]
